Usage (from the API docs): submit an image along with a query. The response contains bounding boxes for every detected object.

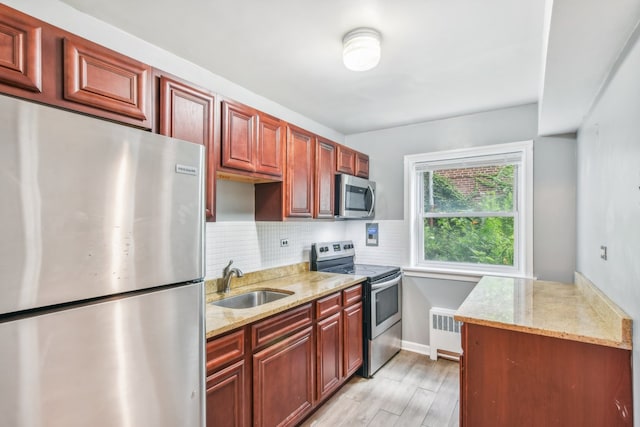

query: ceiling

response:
[57,0,545,135]
[55,0,640,137]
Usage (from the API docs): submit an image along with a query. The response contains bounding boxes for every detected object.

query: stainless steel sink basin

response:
[209,289,293,309]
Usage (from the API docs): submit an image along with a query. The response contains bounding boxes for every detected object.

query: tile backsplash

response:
[205,219,408,279]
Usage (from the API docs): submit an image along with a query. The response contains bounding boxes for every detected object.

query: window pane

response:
[424,165,515,213]
[424,217,514,265]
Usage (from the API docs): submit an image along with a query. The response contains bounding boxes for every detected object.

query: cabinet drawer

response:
[251,304,312,350]
[343,285,363,306]
[315,292,341,319]
[206,329,245,374]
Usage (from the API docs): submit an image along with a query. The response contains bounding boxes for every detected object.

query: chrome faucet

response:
[222,260,244,293]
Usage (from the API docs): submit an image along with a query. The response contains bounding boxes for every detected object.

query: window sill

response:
[402,266,535,283]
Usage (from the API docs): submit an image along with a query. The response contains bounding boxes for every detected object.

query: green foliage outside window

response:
[424,165,515,266]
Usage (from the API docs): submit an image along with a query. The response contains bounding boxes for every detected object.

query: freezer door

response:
[0,95,204,313]
[0,282,205,427]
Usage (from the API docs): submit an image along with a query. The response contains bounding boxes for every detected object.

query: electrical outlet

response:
[600,245,607,261]
[280,238,289,247]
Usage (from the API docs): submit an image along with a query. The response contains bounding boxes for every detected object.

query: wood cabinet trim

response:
[0,14,42,92]
[251,303,313,350]
[63,36,150,122]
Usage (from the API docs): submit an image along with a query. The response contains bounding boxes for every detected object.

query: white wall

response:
[345,104,577,349]
[575,25,640,424]
[346,104,539,220]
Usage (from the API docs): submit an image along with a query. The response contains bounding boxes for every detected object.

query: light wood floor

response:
[301,351,460,427]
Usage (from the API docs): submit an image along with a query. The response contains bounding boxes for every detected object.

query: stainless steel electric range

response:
[311,240,402,377]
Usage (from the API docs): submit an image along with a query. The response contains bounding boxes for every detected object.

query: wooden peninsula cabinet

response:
[456,275,633,427]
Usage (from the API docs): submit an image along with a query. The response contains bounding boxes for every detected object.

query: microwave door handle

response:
[371,275,401,290]
[366,184,376,217]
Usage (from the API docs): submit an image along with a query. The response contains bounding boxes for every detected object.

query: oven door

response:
[370,273,402,339]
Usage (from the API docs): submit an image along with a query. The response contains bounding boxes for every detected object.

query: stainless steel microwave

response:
[335,174,376,219]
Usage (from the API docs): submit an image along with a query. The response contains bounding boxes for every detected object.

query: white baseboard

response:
[401,340,430,356]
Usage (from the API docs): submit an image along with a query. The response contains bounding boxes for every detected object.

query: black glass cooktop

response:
[323,263,399,282]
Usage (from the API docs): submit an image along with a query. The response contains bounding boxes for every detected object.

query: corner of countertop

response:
[574,271,633,349]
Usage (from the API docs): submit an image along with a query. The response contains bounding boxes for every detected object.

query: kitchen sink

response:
[209,289,293,309]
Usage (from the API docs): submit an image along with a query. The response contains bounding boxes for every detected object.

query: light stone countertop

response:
[205,271,366,339]
[455,274,632,350]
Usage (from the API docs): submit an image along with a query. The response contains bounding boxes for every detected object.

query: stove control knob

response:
[319,247,325,253]
[324,246,329,252]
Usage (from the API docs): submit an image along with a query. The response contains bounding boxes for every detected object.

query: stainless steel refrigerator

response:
[0,95,206,426]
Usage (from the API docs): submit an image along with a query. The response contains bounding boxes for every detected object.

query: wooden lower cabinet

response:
[460,323,633,427]
[343,301,364,377]
[316,312,343,401]
[253,327,315,427]
[206,360,247,427]
[207,285,364,427]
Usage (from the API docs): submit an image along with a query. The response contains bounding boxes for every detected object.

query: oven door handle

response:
[371,275,402,290]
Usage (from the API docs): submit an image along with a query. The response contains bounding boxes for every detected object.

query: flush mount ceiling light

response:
[342,28,382,72]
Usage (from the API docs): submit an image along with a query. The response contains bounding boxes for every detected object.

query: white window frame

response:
[404,140,533,278]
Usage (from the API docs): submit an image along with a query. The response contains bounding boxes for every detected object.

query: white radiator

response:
[429,307,462,361]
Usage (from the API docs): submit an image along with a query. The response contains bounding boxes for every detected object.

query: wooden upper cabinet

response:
[337,143,369,178]
[221,99,255,172]
[315,138,336,219]
[220,99,284,179]
[286,125,314,217]
[63,36,151,126]
[158,75,217,221]
[255,113,284,177]
[0,10,42,92]
[355,152,369,178]
[336,144,356,175]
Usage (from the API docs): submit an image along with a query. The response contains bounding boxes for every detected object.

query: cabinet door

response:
[355,152,369,178]
[317,312,343,401]
[253,327,314,427]
[206,360,247,427]
[336,144,355,175]
[63,36,150,125]
[255,113,284,177]
[343,302,364,377]
[159,76,216,220]
[221,100,256,172]
[0,10,42,92]
[315,138,336,218]
[286,126,314,217]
